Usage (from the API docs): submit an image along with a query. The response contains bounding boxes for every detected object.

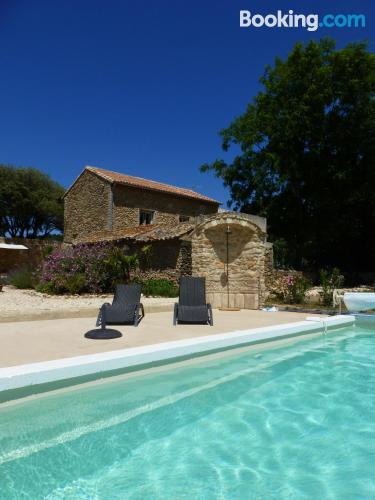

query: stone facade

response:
[64,169,218,244]
[112,184,218,230]
[130,239,192,284]
[188,213,268,309]
[64,171,111,243]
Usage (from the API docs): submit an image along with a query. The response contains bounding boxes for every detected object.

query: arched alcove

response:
[190,213,267,309]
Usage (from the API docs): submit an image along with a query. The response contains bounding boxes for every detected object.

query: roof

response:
[134,223,194,242]
[76,226,155,244]
[76,223,194,245]
[64,166,220,205]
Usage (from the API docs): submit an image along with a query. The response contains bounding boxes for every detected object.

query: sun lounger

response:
[173,276,213,325]
[96,283,144,328]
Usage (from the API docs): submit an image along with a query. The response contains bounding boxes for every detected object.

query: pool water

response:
[1,325,375,499]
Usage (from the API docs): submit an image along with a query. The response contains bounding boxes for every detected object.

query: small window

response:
[140,210,154,225]
[179,215,190,223]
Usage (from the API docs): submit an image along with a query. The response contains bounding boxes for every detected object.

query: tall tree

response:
[201,39,375,271]
[0,165,64,238]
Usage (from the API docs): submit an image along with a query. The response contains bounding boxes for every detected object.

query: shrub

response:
[35,281,56,294]
[140,279,179,297]
[40,242,114,294]
[64,273,86,294]
[319,268,344,306]
[103,247,138,283]
[39,243,142,294]
[286,275,311,304]
[269,273,311,304]
[8,268,38,289]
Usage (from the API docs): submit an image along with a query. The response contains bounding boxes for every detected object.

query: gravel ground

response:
[0,286,175,320]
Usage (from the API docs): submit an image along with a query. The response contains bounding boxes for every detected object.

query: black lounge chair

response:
[96,283,144,329]
[173,277,213,326]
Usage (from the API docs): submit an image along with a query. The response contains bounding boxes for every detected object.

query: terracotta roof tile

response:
[85,166,220,205]
[77,223,193,245]
[133,223,194,242]
[76,226,153,244]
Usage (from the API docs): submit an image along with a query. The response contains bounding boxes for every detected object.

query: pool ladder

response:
[333,289,345,314]
[306,316,328,335]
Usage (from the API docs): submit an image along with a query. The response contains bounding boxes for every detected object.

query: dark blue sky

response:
[0,0,374,205]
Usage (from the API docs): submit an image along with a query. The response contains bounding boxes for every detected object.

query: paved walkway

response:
[0,309,320,368]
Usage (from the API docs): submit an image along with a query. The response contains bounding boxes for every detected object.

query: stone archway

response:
[189,213,267,309]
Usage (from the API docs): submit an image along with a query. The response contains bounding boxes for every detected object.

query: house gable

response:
[64,170,111,243]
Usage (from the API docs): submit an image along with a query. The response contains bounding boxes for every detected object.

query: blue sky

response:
[0,0,374,206]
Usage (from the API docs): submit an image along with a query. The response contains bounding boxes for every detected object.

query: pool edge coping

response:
[0,315,355,394]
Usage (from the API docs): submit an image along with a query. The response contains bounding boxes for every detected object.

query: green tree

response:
[201,39,375,271]
[0,165,65,237]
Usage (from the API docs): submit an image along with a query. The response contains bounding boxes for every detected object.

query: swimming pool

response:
[1,323,374,499]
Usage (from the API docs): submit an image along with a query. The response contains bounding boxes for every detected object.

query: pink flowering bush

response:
[269,273,311,304]
[38,242,117,294]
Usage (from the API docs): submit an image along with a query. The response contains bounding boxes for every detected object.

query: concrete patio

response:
[0,309,320,368]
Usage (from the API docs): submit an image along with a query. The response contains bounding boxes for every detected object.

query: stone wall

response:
[112,184,218,229]
[130,239,192,284]
[0,238,62,274]
[64,170,110,243]
[190,213,267,309]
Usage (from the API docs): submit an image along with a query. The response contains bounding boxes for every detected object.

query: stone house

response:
[64,166,219,244]
[64,166,271,309]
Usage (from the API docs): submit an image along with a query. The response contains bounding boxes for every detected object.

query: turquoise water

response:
[1,325,375,499]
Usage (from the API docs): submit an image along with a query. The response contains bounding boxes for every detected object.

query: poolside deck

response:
[0,309,321,368]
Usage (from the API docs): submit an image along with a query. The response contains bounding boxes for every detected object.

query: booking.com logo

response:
[240,10,366,32]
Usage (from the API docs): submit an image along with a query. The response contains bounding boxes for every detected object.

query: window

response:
[139,210,154,225]
[179,215,190,223]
